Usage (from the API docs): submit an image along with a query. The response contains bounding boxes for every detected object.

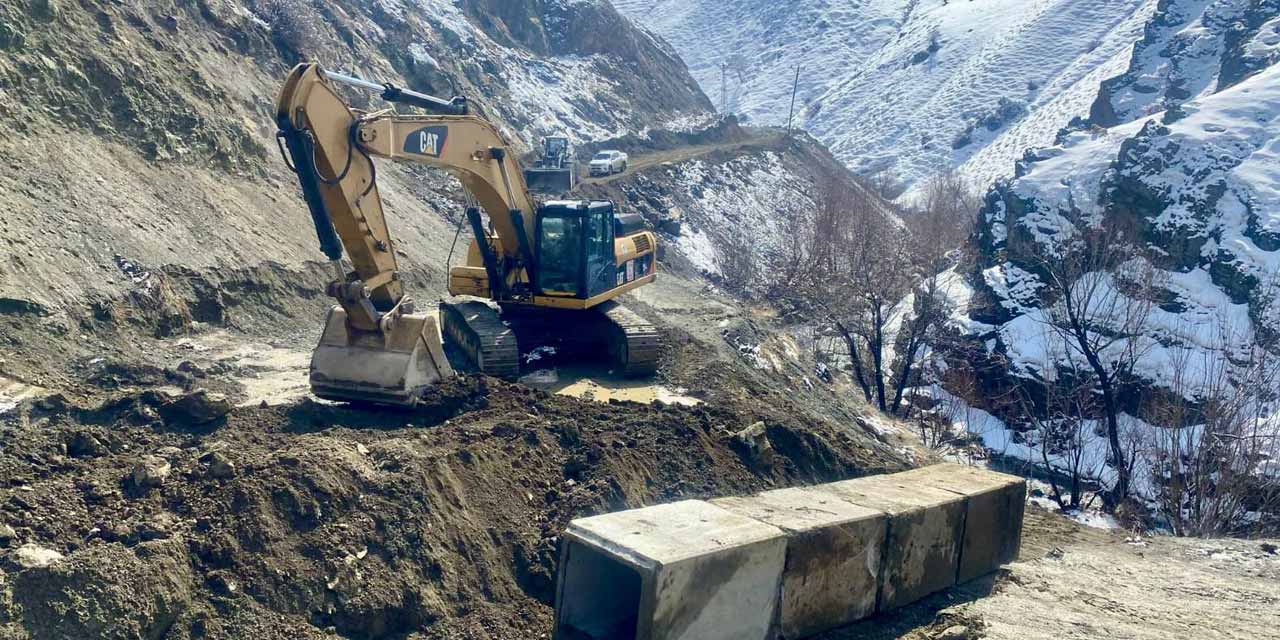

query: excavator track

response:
[439,300,520,378]
[499,301,661,377]
[599,301,661,377]
[442,299,661,378]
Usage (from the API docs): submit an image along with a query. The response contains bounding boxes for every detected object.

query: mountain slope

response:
[0,0,710,333]
[612,0,1158,194]
[944,0,1280,503]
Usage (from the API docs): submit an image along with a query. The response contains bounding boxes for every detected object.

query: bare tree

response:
[763,199,815,299]
[862,166,908,201]
[777,170,979,418]
[886,171,979,415]
[1146,294,1280,536]
[1035,225,1163,503]
[914,170,980,259]
[789,173,913,411]
[1009,342,1107,510]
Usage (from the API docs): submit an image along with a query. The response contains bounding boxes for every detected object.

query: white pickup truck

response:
[588,150,628,177]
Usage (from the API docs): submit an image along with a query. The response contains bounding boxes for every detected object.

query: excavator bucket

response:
[309,306,455,406]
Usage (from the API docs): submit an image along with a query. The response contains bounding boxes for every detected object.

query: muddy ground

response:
[6,364,1276,640]
[0,241,923,640]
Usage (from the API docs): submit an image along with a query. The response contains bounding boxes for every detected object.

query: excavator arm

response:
[276,62,546,405]
[275,63,539,323]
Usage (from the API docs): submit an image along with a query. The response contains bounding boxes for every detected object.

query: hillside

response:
[0,2,926,638]
[1,1,1276,639]
[940,0,1280,513]
[0,0,713,385]
[612,0,1160,195]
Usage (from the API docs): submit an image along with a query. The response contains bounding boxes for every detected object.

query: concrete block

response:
[713,487,887,639]
[817,475,965,611]
[554,500,787,640]
[895,464,1027,582]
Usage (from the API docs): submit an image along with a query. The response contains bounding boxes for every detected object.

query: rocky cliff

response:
[945,0,1280,498]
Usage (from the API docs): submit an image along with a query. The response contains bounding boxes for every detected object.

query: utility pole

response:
[720,61,729,114]
[786,65,801,135]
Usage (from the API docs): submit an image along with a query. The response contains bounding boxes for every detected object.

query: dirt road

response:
[578,132,785,186]
[819,508,1280,640]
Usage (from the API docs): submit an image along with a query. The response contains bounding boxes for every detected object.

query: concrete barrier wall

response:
[555,500,787,640]
[553,464,1026,640]
[894,464,1027,582]
[713,488,886,638]
[815,476,967,612]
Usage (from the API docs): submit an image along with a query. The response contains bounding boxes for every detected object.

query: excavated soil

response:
[0,372,896,640]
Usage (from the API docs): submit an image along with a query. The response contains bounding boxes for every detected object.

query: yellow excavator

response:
[274,63,660,406]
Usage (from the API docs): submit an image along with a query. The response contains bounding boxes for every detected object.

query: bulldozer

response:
[523,136,577,194]
[274,63,660,407]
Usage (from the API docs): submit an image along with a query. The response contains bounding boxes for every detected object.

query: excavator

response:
[274,63,661,407]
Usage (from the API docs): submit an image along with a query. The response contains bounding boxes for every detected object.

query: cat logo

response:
[403,125,448,158]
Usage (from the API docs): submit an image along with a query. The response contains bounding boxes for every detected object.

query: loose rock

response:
[35,394,68,413]
[732,421,775,466]
[67,431,107,458]
[203,451,236,479]
[155,446,184,459]
[128,404,160,426]
[0,523,16,547]
[158,389,232,426]
[132,455,171,489]
[14,543,64,569]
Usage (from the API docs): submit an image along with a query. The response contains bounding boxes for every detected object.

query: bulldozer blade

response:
[523,167,576,194]
[309,306,455,406]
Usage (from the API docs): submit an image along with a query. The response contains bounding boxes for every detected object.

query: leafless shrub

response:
[1009,339,1109,510]
[1145,287,1280,537]
[718,229,760,298]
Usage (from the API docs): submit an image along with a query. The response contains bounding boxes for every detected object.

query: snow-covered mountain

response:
[612,0,1159,194]
[965,0,1280,390]
[940,0,1280,502]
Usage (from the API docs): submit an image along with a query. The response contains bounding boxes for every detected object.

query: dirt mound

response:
[0,376,890,639]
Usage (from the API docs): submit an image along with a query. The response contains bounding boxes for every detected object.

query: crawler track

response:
[440,299,661,377]
[600,301,661,377]
[439,300,520,378]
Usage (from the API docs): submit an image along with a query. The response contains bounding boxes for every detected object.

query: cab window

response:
[585,208,614,297]
[537,215,582,295]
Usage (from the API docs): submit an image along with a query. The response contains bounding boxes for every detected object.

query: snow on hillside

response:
[661,152,813,276]
[339,0,713,149]
[935,0,1280,505]
[978,61,1280,395]
[612,0,1156,194]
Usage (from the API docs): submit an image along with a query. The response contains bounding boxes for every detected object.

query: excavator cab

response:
[535,201,617,299]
